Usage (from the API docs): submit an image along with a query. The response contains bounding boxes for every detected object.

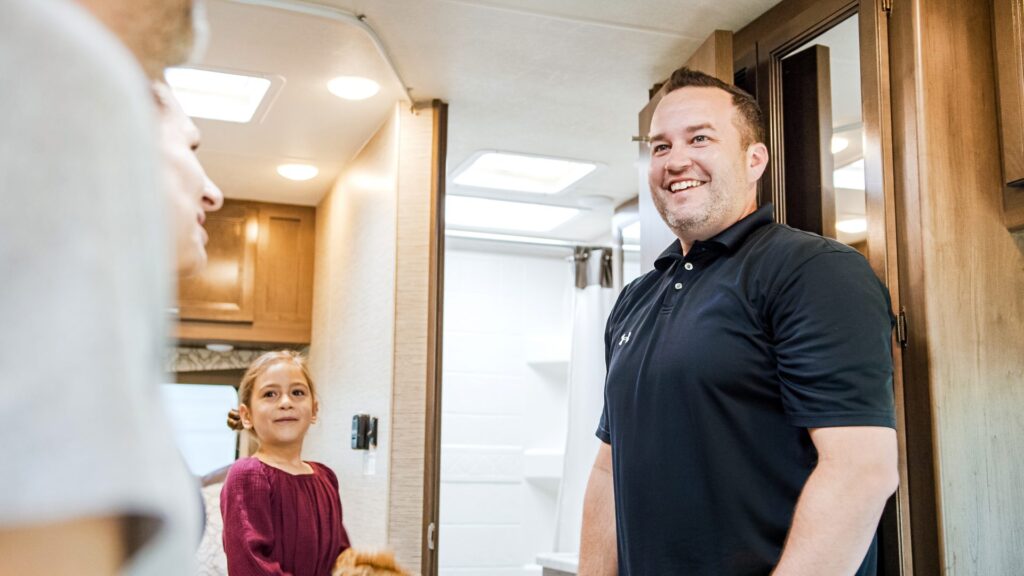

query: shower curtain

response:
[553,247,616,553]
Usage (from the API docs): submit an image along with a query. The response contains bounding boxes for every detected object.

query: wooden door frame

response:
[421,101,448,576]
[735,0,918,574]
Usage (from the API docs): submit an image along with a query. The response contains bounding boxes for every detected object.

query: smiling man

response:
[578,67,899,576]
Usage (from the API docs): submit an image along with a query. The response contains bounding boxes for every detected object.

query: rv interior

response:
[164,0,1024,575]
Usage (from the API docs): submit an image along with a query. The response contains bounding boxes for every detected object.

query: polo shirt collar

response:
[654,203,775,270]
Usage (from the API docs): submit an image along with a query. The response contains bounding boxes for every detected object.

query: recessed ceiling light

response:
[277,163,319,181]
[205,343,234,353]
[831,136,849,154]
[164,67,271,123]
[452,151,598,194]
[446,195,580,233]
[327,76,380,100]
[836,217,868,234]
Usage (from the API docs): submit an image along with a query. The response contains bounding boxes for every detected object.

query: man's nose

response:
[203,176,224,212]
[664,146,693,172]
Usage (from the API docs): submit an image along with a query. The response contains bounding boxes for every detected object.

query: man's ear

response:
[239,404,253,430]
[747,142,769,183]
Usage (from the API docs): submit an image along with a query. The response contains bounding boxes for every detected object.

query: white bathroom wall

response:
[439,243,575,576]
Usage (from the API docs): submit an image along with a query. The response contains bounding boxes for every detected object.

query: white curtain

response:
[553,248,616,553]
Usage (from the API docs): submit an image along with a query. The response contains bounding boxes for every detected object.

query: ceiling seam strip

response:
[224,0,417,112]
[436,0,696,40]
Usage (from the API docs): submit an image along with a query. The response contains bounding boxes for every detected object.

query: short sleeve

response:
[221,462,292,576]
[596,284,631,444]
[769,250,896,428]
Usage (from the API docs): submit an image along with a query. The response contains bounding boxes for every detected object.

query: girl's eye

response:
[292,389,306,397]
[263,391,277,398]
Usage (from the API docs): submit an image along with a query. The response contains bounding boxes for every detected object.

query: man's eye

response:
[652,143,669,153]
[692,135,709,144]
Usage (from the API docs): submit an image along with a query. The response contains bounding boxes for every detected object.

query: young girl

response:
[221,350,350,575]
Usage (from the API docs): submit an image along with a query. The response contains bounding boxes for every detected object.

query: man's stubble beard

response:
[652,179,732,241]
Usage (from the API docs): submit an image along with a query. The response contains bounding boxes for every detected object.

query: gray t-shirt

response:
[0,1,199,573]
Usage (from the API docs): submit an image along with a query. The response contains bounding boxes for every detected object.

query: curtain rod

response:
[445,229,638,252]
[224,0,416,112]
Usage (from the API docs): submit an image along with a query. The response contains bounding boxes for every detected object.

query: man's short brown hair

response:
[661,67,765,148]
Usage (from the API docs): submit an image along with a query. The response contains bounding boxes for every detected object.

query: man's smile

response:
[669,179,707,192]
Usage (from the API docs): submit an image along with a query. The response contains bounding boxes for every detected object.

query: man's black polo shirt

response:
[596,204,896,576]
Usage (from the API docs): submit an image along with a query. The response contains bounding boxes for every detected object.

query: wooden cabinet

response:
[177,199,316,346]
[994,0,1024,229]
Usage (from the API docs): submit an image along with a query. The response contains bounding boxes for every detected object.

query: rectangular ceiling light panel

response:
[453,151,597,194]
[446,195,580,233]
[165,67,271,123]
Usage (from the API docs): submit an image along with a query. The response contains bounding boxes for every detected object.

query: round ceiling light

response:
[277,163,319,181]
[327,76,381,100]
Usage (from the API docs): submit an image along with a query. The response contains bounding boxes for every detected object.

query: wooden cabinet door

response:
[637,30,733,271]
[254,204,315,327]
[177,201,257,322]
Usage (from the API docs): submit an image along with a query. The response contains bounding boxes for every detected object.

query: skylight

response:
[445,196,580,233]
[452,151,597,194]
[165,67,271,123]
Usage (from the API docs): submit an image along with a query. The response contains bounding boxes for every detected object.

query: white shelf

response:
[523,448,563,491]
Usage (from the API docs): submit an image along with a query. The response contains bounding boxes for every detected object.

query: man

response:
[153,79,225,277]
[579,68,899,575]
[0,0,220,574]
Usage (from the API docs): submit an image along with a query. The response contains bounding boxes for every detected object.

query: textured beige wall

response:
[387,104,439,569]
[306,110,400,547]
[305,104,440,570]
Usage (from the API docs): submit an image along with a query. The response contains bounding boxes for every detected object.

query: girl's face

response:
[240,362,318,447]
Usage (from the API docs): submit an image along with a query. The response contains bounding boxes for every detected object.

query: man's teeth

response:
[670,180,704,191]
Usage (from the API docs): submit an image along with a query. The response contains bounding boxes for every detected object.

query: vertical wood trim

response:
[888,0,944,571]
[420,101,447,576]
[388,102,444,570]
[993,0,1024,231]
[858,0,915,572]
[748,0,858,224]
[993,0,1024,187]
[780,45,836,237]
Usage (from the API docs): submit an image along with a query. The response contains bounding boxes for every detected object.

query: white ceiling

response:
[194,0,782,241]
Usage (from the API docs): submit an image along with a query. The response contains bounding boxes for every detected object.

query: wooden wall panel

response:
[256,204,315,325]
[890,0,1024,573]
[178,201,257,322]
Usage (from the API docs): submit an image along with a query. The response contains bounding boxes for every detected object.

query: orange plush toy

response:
[332,548,412,576]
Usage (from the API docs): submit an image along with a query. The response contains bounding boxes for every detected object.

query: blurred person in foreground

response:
[0,0,220,574]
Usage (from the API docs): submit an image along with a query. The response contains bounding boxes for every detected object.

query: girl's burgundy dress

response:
[221,457,351,576]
